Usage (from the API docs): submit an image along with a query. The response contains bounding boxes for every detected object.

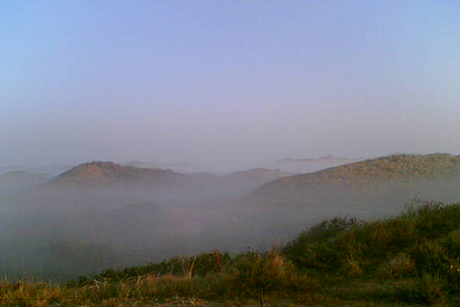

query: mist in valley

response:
[0,167,310,280]
[1,159,460,281]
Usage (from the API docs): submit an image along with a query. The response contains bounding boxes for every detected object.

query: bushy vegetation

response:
[284,200,460,305]
[4,200,460,306]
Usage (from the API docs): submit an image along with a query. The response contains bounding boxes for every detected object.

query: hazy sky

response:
[1,1,459,171]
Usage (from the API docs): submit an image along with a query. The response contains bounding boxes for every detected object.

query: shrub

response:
[410,240,449,274]
[283,217,362,270]
[396,273,446,305]
[344,255,363,277]
[377,253,415,279]
[230,250,293,296]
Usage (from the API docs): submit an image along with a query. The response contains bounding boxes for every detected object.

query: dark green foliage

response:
[284,202,460,274]
[395,273,446,305]
[412,202,460,239]
[283,217,362,270]
[281,201,460,305]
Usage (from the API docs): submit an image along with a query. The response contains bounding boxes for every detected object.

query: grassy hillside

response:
[246,154,460,212]
[259,154,460,191]
[3,200,460,306]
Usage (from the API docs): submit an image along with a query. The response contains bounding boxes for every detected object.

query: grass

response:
[3,199,460,306]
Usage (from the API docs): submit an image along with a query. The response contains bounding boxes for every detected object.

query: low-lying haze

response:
[1,154,460,281]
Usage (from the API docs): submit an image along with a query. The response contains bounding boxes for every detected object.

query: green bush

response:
[395,273,446,305]
[283,202,460,278]
[410,240,449,274]
[230,250,294,296]
[413,203,460,239]
[377,253,415,279]
[283,217,362,270]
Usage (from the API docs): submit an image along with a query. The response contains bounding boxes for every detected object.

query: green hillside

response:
[3,200,460,306]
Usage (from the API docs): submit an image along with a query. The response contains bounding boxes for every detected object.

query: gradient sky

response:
[1,1,460,171]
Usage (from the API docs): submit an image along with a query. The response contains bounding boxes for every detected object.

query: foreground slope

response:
[65,201,460,306]
[4,201,460,306]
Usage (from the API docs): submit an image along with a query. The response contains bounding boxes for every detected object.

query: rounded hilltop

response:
[49,161,188,188]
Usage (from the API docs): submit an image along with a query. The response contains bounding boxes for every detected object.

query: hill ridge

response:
[250,154,460,204]
[261,153,460,186]
[49,161,188,187]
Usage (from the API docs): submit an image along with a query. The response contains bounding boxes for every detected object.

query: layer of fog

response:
[1,168,460,281]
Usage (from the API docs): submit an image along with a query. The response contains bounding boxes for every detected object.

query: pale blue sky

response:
[1,1,459,171]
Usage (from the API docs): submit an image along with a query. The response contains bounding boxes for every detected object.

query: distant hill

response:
[277,155,355,164]
[47,162,293,191]
[275,155,360,173]
[249,154,460,211]
[263,154,460,190]
[123,161,200,168]
[224,168,294,184]
[122,161,203,173]
[171,168,296,200]
[48,161,188,188]
[186,172,219,180]
[0,170,54,189]
[121,161,162,169]
[0,164,73,175]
